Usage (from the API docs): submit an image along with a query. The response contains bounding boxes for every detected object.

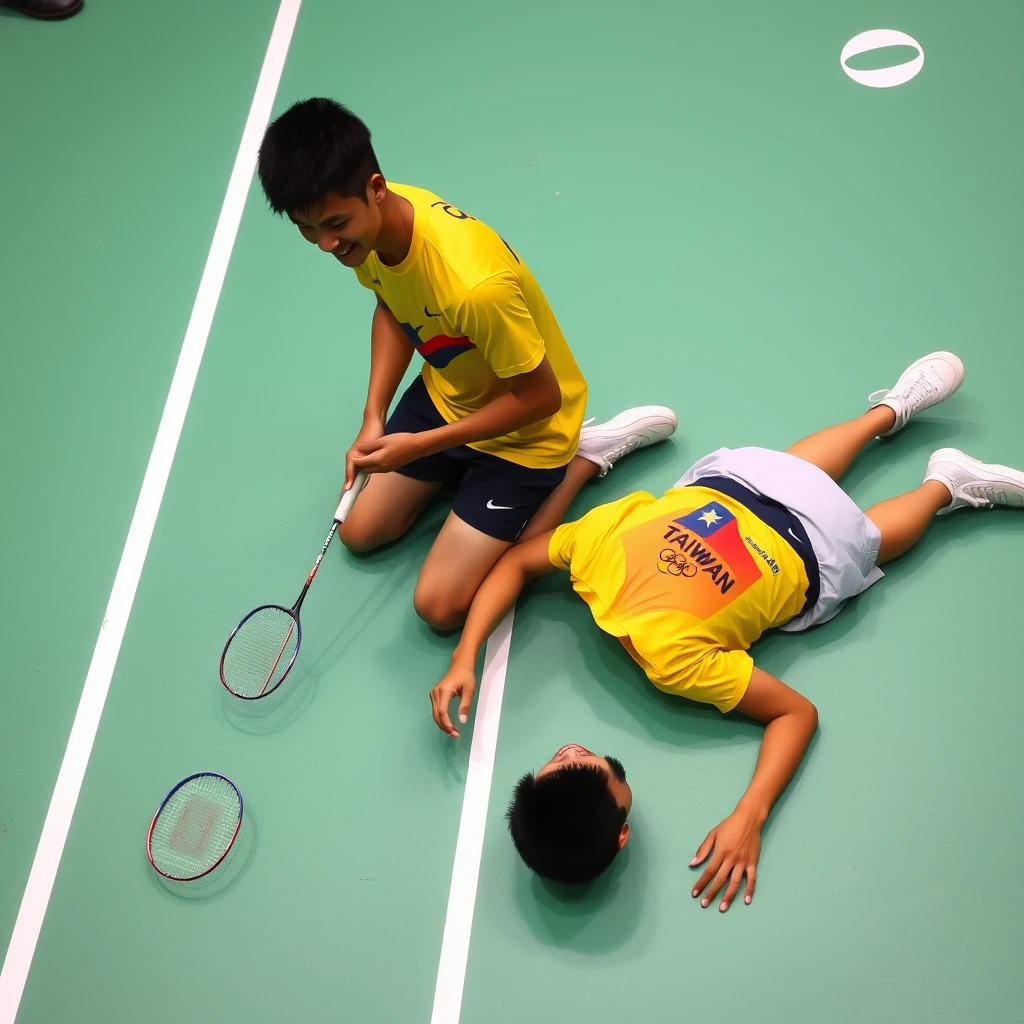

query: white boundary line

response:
[0,3,302,1019]
[431,608,515,1024]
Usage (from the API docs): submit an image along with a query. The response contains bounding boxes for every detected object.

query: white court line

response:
[0,3,302,1019]
[431,608,515,1024]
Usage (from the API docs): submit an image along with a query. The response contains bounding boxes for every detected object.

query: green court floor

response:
[2,1,1022,1022]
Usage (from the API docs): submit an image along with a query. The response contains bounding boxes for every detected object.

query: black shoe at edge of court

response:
[3,0,83,19]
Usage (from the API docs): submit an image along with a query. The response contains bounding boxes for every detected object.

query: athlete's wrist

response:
[413,425,452,459]
[450,644,478,670]
[733,793,770,826]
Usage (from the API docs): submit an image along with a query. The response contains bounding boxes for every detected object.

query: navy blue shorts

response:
[385,377,568,541]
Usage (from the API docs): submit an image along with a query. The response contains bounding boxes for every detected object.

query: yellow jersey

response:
[354,183,587,470]
[548,486,811,712]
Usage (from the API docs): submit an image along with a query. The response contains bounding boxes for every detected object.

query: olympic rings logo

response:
[658,548,697,578]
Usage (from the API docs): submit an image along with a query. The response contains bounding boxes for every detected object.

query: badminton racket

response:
[147,772,243,881]
[219,472,367,699]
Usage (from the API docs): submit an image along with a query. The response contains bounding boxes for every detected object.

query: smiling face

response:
[288,175,388,268]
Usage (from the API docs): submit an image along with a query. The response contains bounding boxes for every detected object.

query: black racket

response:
[219,472,368,699]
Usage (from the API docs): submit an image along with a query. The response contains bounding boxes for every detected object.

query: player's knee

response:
[413,586,469,632]
[338,520,387,554]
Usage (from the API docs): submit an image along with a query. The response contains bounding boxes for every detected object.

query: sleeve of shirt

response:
[658,646,755,714]
[547,520,579,570]
[455,271,546,378]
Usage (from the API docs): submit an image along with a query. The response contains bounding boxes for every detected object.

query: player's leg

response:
[785,406,897,482]
[867,449,1024,564]
[785,352,965,481]
[520,405,678,540]
[338,375,454,552]
[338,471,443,552]
[413,514,514,631]
[412,448,566,630]
[518,456,600,539]
[865,481,952,563]
[413,404,679,628]
[782,405,897,481]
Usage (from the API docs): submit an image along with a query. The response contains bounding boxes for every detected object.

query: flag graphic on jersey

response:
[399,321,476,369]
[617,501,763,623]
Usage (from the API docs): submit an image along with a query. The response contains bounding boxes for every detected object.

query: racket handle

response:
[334,471,368,523]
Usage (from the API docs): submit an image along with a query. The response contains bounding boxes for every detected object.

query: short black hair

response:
[257,98,382,215]
[506,758,628,886]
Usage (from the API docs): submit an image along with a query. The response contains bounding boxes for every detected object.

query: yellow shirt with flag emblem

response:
[548,486,810,712]
[353,183,587,470]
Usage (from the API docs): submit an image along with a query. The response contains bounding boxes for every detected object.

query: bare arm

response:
[417,356,561,455]
[691,666,818,911]
[429,532,560,737]
[364,298,414,423]
[731,669,819,822]
[352,356,562,476]
[423,272,563,452]
[344,297,415,487]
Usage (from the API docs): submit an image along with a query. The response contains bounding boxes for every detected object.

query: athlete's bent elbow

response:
[803,698,819,732]
[535,385,563,420]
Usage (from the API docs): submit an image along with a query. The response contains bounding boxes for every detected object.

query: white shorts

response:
[675,447,884,632]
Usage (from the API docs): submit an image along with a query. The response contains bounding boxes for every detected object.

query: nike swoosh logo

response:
[487,500,514,510]
[424,306,442,318]
[787,527,803,546]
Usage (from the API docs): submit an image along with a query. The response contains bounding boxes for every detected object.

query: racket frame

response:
[218,472,368,700]
[146,772,243,882]
[218,602,303,700]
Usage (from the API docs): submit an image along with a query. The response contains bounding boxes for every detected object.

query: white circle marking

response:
[840,29,924,88]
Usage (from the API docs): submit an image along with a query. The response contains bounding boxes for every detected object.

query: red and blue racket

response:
[219,472,368,699]
[147,772,243,882]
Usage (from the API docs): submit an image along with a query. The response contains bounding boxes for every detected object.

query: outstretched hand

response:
[690,808,764,912]
[430,662,478,739]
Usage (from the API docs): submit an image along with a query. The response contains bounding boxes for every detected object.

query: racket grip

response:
[334,471,368,523]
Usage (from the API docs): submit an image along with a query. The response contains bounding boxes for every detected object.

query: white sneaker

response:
[925,448,1024,515]
[576,406,678,477]
[868,352,965,436]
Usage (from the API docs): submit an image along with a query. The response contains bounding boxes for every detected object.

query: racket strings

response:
[221,607,299,698]
[149,775,241,880]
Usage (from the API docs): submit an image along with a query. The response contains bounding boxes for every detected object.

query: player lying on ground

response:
[257,98,676,629]
[430,351,1024,909]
